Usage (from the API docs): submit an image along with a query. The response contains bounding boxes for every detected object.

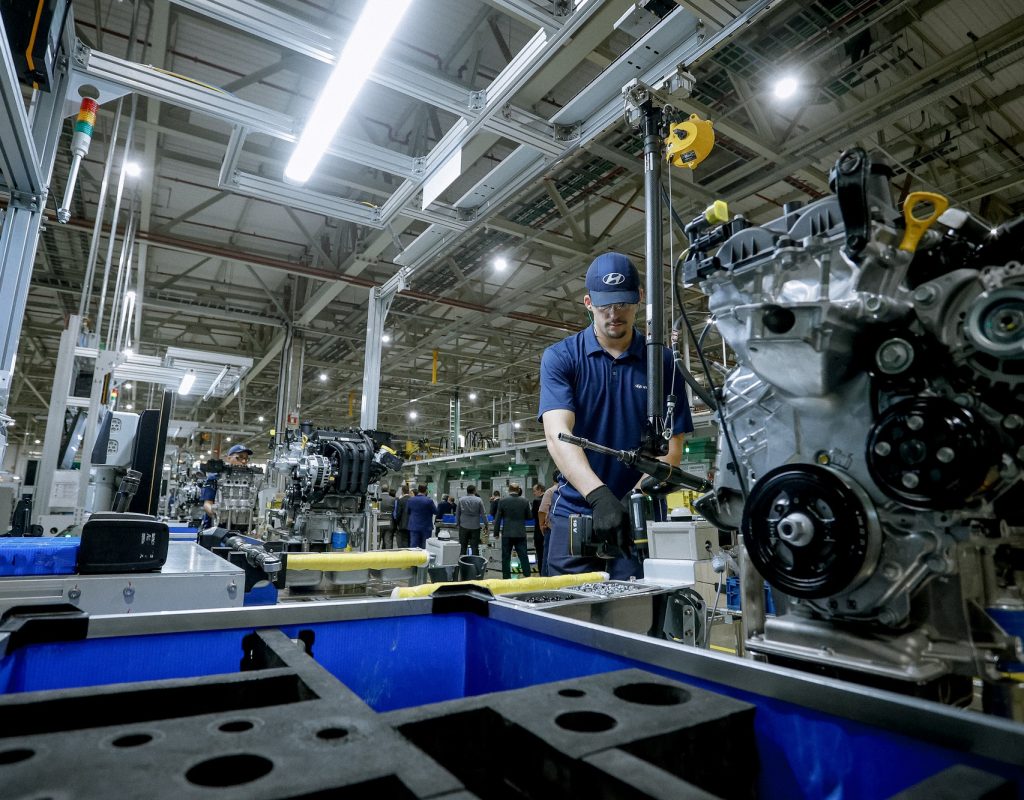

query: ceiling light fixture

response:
[258,415,265,423]
[124,161,141,178]
[284,0,414,183]
[493,257,508,271]
[34,439,40,444]
[319,372,328,382]
[773,75,798,100]
[408,410,418,420]
[226,437,232,442]
[468,392,478,400]
[125,403,133,410]
[178,369,196,396]
[123,382,132,389]
[382,333,391,343]
[514,422,521,429]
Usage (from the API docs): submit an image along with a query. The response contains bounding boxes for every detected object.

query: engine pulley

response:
[866,397,997,509]
[742,464,877,599]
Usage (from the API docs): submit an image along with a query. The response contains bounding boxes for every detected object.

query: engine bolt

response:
[876,339,914,374]
[873,441,892,456]
[913,285,938,305]
[1003,414,1023,431]
[902,473,920,488]
[936,447,955,463]
[906,415,924,431]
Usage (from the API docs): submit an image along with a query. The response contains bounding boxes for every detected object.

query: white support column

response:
[359,269,408,430]
[32,316,82,522]
[75,350,122,521]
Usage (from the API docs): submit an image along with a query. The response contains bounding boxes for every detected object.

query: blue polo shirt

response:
[538,325,693,518]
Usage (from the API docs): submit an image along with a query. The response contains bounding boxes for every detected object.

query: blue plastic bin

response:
[0,537,80,576]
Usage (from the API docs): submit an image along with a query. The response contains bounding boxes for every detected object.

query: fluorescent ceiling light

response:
[123,382,132,389]
[319,372,328,382]
[408,410,418,420]
[468,392,478,400]
[124,162,141,178]
[34,439,40,444]
[125,404,133,410]
[258,415,265,423]
[284,0,414,183]
[382,333,391,343]
[178,369,196,396]
[226,437,232,442]
[773,75,798,100]
[493,257,508,271]
[514,422,521,429]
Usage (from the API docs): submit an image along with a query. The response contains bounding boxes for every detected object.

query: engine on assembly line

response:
[690,148,1024,697]
[266,425,403,550]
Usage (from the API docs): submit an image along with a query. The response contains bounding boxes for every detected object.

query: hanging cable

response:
[662,186,749,500]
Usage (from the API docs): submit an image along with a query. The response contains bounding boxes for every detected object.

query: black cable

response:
[662,179,748,499]
[672,255,749,502]
[697,318,714,349]
[661,184,690,239]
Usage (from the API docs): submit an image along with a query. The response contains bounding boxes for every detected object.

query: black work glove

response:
[586,485,631,554]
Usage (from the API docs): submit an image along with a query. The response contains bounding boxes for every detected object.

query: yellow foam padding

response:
[287,549,429,572]
[390,571,609,599]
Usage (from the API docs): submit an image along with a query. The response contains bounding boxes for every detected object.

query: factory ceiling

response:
[5,0,1024,461]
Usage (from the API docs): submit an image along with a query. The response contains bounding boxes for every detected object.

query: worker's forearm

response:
[545,429,603,498]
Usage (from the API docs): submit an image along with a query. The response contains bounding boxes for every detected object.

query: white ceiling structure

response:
[6,0,1024,457]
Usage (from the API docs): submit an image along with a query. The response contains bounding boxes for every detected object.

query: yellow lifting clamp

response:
[899,191,949,252]
[665,114,715,170]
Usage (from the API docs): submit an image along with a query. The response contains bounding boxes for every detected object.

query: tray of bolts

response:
[498,581,668,635]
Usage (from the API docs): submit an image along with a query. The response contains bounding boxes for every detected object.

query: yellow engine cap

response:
[704,199,729,225]
[899,192,950,253]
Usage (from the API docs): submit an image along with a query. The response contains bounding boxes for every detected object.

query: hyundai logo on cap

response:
[585,253,640,306]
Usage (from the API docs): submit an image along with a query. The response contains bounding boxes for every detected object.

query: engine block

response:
[694,149,1024,692]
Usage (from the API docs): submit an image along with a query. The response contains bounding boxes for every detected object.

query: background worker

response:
[537,477,558,577]
[538,253,692,580]
[392,485,412,548]
[201,443,253,529]
[531,483,545,577]
[493,483,532,579]
[435,493,455,534]
[454,484,488,556]
[378,488,397,548]
[405,484,437,550]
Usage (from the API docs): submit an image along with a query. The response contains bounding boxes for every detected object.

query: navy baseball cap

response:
[226,444,253,456]
[585,253,641,305]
